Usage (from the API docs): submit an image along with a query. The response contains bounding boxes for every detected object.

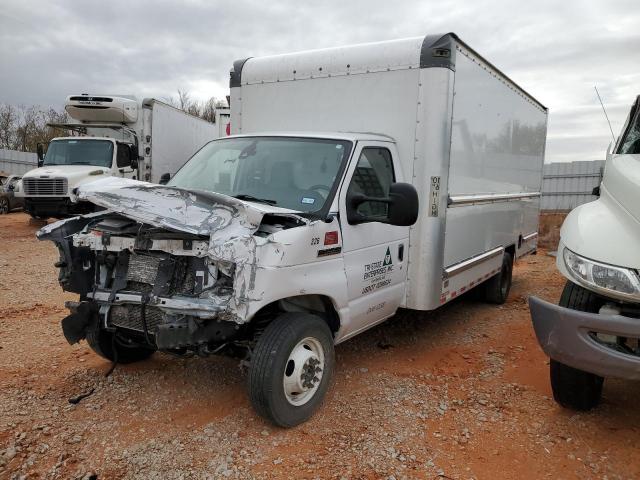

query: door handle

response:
[398,244,404,262]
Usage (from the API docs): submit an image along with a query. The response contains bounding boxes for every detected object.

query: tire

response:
[0,197,9,214]
[249,313,335,427]
[549,281,605,410]
[483,252,513,304]
[86,325,155,364]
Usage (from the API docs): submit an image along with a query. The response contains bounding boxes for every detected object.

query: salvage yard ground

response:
[1,212,639,480]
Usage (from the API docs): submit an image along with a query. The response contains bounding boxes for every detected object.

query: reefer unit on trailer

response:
[20,95,224,218]
[40,34,547,427]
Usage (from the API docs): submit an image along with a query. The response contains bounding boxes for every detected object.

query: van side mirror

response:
[159,173,171,185]
[347,182,419,226]
[592,185,601,197]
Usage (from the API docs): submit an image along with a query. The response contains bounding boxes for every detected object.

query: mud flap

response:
[61,301,99,345]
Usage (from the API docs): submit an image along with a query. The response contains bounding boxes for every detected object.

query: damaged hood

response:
[72,177,302,236]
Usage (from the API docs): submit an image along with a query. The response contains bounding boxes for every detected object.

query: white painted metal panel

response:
[541,160,604,211]
[0,149,37,176]
[443,47,547,267]
[149,102,219,183]
[236,68,420,182]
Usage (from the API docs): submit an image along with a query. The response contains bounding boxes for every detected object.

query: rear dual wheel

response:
[483,252,513,304]
[249,313,335,427]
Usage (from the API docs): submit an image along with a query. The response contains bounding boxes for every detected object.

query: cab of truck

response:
[20,136,138,218]
[530,94,640,411]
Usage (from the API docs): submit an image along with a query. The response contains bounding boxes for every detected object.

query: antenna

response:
[594,86,616,143]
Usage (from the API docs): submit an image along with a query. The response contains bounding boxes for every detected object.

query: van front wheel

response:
[249,313,335,427]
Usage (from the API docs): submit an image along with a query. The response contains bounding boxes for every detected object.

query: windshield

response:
[168,137,352,212]
[617,98,640,154]
[43,139,114,167]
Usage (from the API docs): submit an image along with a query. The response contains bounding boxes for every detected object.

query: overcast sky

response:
[1,0,637,163]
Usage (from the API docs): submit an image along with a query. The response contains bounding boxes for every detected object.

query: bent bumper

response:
[529,296,640,379]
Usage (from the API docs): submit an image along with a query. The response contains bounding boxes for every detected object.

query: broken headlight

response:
[563,248,640,300]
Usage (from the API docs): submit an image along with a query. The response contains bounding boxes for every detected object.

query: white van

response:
[40,33,547,426]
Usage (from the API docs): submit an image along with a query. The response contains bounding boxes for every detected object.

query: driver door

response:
[338,141,410,340]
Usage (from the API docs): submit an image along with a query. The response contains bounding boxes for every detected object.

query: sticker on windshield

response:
[301,197,315,204]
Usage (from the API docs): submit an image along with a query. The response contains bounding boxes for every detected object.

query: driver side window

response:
[347,147,395,218]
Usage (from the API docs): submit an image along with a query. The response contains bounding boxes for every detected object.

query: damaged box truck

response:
[39,33,547,427]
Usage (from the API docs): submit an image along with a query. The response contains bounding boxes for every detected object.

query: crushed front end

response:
[40,212,242,355]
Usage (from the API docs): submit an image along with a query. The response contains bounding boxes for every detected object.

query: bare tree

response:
[0,104,18,149]
[0,103,68,152]
[170,90,227,124]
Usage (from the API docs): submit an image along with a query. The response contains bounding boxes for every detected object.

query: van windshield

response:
[168,137,352,212]
[44,139,114,168]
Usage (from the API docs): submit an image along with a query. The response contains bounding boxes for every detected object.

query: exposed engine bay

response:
[37,179,309,357]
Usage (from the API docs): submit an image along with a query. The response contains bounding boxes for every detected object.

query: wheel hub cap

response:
[283,337,325,406]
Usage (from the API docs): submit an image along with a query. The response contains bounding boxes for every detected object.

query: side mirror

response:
[592,185,601,197]
[36,143,46,167]
[159,173,171,185]
[347,182,419,226]
[116,143,131,168]
[129,145,139,170]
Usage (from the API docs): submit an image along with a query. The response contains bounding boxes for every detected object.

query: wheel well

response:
[251,295,341,335]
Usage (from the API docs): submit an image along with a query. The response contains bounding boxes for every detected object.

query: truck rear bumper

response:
[529,296,640,380]
[25,197,95,218]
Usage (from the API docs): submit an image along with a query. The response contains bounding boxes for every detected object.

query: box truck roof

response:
[224,132,394,143]
[230,32,546,112]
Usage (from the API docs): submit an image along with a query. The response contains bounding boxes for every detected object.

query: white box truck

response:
[19,95,229,218]
[530,94,640,411]
[38,33,547,426]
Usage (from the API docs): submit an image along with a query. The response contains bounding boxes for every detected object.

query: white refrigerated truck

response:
[39,33,547,427]
[20,95,228,218]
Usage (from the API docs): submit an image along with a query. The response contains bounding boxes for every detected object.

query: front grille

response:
[109,304,165,333]
[23,178,68,196]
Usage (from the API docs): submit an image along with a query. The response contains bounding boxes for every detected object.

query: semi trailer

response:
[19,94,229,218]
[39,33,547,426]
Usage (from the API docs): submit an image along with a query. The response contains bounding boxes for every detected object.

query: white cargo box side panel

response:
[443,47,547,268]
[236,70,419,177]
[149,102,219,183]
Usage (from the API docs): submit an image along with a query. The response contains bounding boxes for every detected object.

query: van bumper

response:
[528,296,640,380]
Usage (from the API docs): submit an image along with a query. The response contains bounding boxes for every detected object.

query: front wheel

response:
[86,326,155,364]
[550,359,603,410]
[0,197,9,214]
[549,281,605,410]
[249,313,335,427]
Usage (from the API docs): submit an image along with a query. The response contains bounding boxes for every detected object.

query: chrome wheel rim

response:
[0,198,8,214]
[283,337,325,406]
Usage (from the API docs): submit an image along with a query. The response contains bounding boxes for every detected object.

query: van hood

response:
[602,154,640,224]
[22,165,111,189]
[71,176,304,236]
